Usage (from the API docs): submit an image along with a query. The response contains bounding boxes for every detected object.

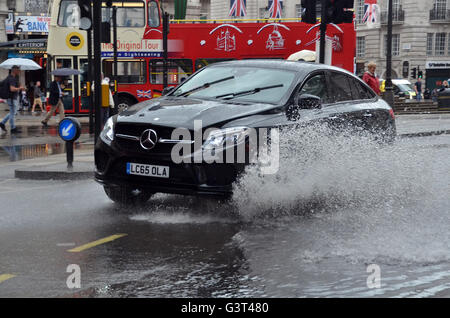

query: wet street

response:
[0,125,449,297]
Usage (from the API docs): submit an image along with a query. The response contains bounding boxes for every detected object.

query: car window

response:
[299,73,331,104]
[328,72,353,102]
[349,77,376,100]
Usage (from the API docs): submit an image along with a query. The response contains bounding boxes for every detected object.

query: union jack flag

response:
[268,0,283,19]
[137,89,152,98]
[229,0,247,17]
[363,0,379,24]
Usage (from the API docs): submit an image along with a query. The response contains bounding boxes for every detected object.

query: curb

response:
[14,169,94,180]
[398,129,450,138]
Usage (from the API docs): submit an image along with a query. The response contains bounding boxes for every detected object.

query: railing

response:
[429,8,450,21]
[380,9,405,24]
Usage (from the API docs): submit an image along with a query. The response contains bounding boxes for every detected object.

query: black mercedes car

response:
[95,60,396,204]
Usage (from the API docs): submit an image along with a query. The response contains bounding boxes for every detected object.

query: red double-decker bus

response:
[47,0,356,115]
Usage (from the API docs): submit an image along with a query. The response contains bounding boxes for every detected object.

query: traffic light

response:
[411,67,417,79]
[301,0,317,24]
[78,0,92,30]
[418,69,423,78]
[326,0,354,24]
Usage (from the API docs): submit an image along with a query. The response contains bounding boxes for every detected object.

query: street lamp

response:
[383,0,395,107]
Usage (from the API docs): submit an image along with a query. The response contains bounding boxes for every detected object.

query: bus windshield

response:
[172,66,296,104]
[58,0,145,27]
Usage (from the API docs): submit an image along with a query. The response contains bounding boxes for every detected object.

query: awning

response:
[0,38,47,53]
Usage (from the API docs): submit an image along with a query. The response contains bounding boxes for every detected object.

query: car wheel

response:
[116,96,135,114]
[104,185,153,205]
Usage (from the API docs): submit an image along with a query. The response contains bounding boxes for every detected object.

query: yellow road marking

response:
[0,274,16,283]
[67,234,127,252]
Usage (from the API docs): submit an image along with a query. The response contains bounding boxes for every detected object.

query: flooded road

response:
[0,134,449,297]
[0,124,92,163]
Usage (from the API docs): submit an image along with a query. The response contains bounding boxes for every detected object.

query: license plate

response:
[126,162,169,178]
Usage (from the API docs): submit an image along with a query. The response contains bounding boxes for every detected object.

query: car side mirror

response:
[295,94,322,109]
[286,94,322,121]
[162,86,174,96]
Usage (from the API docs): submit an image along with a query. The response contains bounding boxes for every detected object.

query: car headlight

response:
[100,117,114,145]
[203,127,249,150]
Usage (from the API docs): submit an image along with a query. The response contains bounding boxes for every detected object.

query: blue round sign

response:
[58,117,81,142]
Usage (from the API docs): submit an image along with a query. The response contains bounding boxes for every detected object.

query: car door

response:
[322,70,357,130]
[272,71,337,133]
[326,71,378,132]
[291,71,338,125]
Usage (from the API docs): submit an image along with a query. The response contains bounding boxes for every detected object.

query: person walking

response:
[363,62,381,95]
[414,77,423,102]
[31,81,45,114]
[0,65,25,134]
[41,76,65,127]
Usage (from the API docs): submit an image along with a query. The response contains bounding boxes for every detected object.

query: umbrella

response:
[52,68,81,76]
[0,58,42,70]
[287,50,316,62]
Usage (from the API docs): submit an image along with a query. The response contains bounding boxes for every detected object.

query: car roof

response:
[209,59,352,76]
[392,79,412,84]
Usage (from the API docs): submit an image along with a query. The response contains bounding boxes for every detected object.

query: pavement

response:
[1,112,450,181]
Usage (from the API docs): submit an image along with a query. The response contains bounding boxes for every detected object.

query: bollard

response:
[58,117,81,170]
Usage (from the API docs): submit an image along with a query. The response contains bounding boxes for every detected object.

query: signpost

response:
[58,117,81,170]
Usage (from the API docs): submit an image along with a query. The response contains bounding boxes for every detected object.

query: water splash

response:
[231,124,450,265]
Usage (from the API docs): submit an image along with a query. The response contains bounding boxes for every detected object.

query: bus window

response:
[150,59,193,85]
[148,1,160,28]
[102,60,146,84]
[79,58,91,111]
[58,0,80,27]
[195,58,234,71]
[59,1,145,27]
[102,2,145,27]
[55,58,74,110]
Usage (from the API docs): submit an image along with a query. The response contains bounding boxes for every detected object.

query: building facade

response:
[0,0,49,87]
[355,0,450,90]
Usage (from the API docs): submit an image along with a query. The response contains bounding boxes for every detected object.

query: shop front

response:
[425,61,450,91]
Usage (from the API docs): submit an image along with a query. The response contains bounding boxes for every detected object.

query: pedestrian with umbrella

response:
[0,65,26,134]
[41,75,66,127]
[42,68,81,127]
[0,58,42,133]
[41,68,81,127]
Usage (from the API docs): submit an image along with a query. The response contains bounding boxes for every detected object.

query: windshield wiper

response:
[178,76,235,97]
[215,84,284,100]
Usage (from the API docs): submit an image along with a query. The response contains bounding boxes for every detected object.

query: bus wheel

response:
[117,96,135,113]
[104,185,153,205]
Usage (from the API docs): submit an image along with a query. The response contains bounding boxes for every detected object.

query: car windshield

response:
[171,65,297,104]
[397,83,414,92]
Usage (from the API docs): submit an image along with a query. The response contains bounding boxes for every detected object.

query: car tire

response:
[116,96,135,114]
[104,185,153,205]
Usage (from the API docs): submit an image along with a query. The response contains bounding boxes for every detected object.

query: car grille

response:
[114,123,192,155]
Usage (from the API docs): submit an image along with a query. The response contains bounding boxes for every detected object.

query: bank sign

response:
[5,15,51,34]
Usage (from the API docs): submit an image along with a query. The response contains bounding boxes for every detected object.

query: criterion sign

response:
[58,117,81,142]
